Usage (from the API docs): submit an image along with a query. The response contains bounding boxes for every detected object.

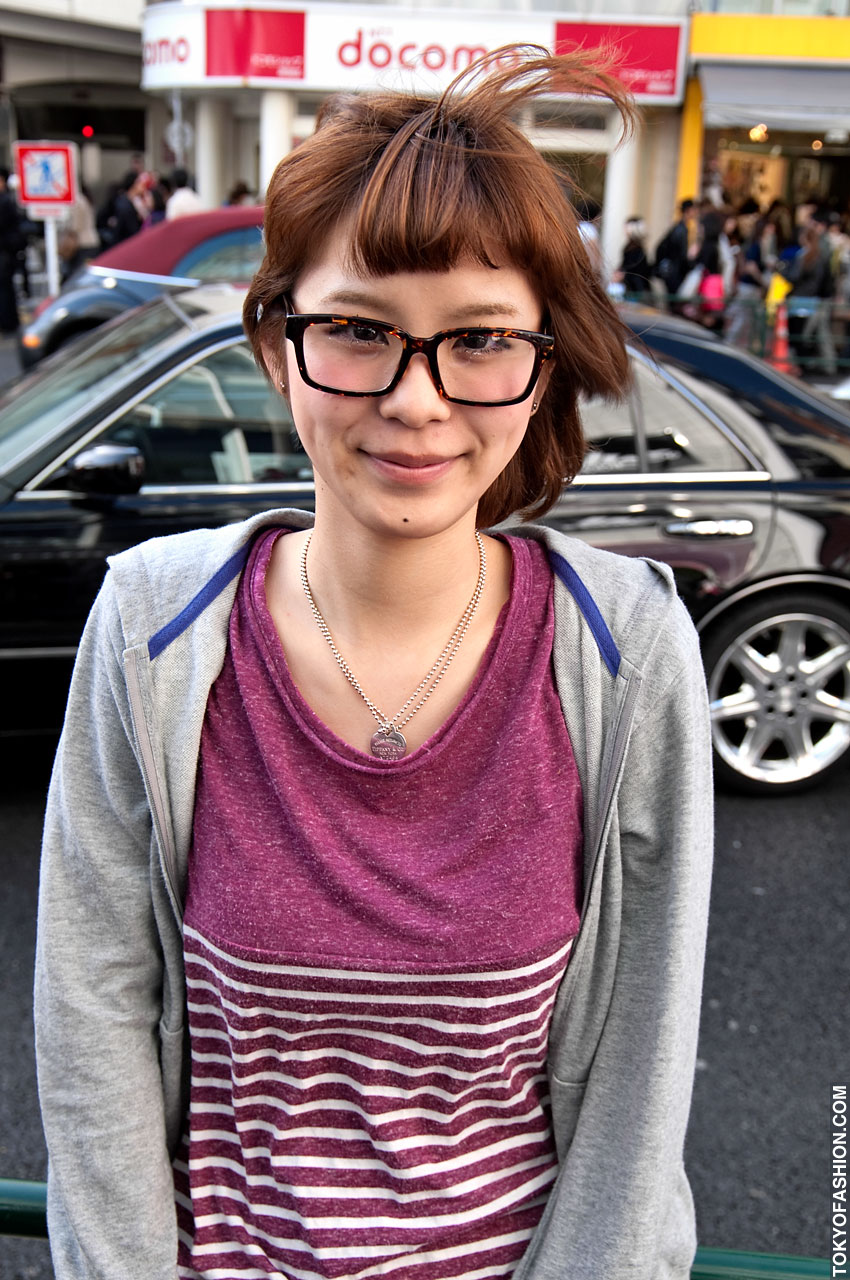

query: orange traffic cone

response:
[770,301,797,375]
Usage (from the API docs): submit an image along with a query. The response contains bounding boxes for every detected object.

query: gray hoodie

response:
[35,510,713,1280]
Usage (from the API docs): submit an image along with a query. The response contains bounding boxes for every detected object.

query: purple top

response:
[174,529,583,1279]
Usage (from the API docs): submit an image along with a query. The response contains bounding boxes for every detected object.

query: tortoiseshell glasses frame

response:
[281,310,555,407]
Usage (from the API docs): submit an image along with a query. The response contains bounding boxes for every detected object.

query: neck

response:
[305,513,487,645]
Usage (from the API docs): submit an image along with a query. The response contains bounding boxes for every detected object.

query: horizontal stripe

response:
[185,1150,552,1201]
[186,1008,550,1061]
[191,1040,547,1086]
[184,924,573,987]
[188,1106,549,1153]
[188,1164,557,1231]
[190,1062,545,1105]
[185,949,569,1010]
[186,982,559,1037]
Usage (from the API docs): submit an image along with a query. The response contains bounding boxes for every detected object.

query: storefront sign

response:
[140,2,686,103]
[207,9,305,79]
[555,21,684,100]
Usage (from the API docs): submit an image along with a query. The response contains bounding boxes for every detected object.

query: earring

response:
[531,400,539,414]
[279,380,287,393]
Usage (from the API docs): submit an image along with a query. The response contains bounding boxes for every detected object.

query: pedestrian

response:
[786,221,837,376]
[652,197,696,300]
[98,170,144,246]
[0,166,25,333]
[225,178,253,206]
[612,215,651,298]
[166,167,204,219]
[35,46,713,1280]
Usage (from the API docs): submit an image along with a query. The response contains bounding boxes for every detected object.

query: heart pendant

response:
[370,728,407,760]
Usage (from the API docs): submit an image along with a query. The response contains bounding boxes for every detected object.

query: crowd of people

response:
[611,193,850,376]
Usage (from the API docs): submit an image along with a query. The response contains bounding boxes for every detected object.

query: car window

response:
[93,342,312,485]
[174,229,264,282]
[633,358,752,472]
[579,391,643,474]
[0,302,189,473]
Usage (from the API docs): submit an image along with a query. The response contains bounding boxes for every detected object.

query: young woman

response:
[35,48,713,1280]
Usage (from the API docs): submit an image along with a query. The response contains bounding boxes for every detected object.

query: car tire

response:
[701,591,850,795]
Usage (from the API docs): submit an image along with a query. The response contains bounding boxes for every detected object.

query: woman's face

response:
[265,225,549,542]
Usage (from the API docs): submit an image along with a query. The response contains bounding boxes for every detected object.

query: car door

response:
[4,337,314,733]
[541,352,776,620]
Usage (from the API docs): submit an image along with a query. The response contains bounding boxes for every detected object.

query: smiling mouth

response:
[371,452,454,468]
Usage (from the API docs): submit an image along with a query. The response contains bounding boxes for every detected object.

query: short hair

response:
[172,167,189,189]
[0,166,9,183]
[245,46,636,527]
[679,198,695,215]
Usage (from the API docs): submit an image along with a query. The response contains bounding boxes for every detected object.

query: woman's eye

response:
[454,332,508,355]
[326,322,388,346]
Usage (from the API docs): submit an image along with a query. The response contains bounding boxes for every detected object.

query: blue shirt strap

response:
[148,543,252,661]
[548,549,621,678]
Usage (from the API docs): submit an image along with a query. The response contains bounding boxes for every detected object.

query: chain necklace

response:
[299,532,487,760]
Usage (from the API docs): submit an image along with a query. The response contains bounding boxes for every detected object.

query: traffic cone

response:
[770,301,797,375]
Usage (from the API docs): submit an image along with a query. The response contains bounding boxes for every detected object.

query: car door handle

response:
[663,518,755,538]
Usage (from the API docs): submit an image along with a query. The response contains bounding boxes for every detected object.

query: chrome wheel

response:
[705,600,850,791]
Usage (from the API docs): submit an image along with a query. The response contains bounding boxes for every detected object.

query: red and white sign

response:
[555,21,684,100]
[141,3,686,104]
[13,141,78,216]
[206,9,305,79]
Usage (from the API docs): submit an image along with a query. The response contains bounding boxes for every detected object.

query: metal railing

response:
[0,1178,832,1276]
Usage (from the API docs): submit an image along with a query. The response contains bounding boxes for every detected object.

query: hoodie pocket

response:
[548,1075,587,1160]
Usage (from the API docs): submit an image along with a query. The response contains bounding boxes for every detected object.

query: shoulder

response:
[504,524,698,676]
[104,508,312,647]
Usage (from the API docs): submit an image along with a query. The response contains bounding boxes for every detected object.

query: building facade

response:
[1,0,848,269]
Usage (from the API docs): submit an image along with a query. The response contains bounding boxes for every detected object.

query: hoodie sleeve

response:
[34,571,180,1280]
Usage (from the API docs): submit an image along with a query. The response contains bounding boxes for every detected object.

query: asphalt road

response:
[1,736,847,1278]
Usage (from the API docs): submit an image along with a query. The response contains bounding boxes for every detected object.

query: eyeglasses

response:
[282,311,554,407]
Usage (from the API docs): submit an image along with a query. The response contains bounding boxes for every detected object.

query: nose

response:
[378,353,451,426]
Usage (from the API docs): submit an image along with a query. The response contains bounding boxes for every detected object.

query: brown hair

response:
[244,45,637,527]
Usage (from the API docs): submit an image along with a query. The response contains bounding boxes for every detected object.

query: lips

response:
[365,450,457,485]
[372,452,452,468]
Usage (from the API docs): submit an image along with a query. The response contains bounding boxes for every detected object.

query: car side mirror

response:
[61,443,145,496]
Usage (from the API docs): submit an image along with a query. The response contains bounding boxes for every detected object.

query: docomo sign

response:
[140,4,685,100]
[336,30,512,74]
[141,5,205,89]
[144,35,191,67]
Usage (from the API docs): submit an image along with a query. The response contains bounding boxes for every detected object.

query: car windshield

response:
[0,299,191,473]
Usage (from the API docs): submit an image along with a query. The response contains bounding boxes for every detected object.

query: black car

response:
[2,287,850,795]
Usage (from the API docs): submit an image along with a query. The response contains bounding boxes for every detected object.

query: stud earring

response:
[531,400,539,414]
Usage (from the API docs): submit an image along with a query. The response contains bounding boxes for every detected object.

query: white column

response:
[600,124,641,284]
[259,90,296,200]
[196,96,229,208]
[145,97,170,174]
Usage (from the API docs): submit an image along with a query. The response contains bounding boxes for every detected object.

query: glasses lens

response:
[301,320,403,393]
[436,332,538,403]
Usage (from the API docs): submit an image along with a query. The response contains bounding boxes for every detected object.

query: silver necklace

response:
[300,532,487,760]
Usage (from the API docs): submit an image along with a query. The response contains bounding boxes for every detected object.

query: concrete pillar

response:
[145,97,170,175]
[600,123,641,283]
[196,96,230,208]
[80,142,102,190]
[259,90,295,200]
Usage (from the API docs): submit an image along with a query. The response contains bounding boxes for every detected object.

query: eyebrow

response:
[312,289,524,324]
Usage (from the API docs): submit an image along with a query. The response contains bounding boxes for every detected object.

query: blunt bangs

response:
[244,45,638,527]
